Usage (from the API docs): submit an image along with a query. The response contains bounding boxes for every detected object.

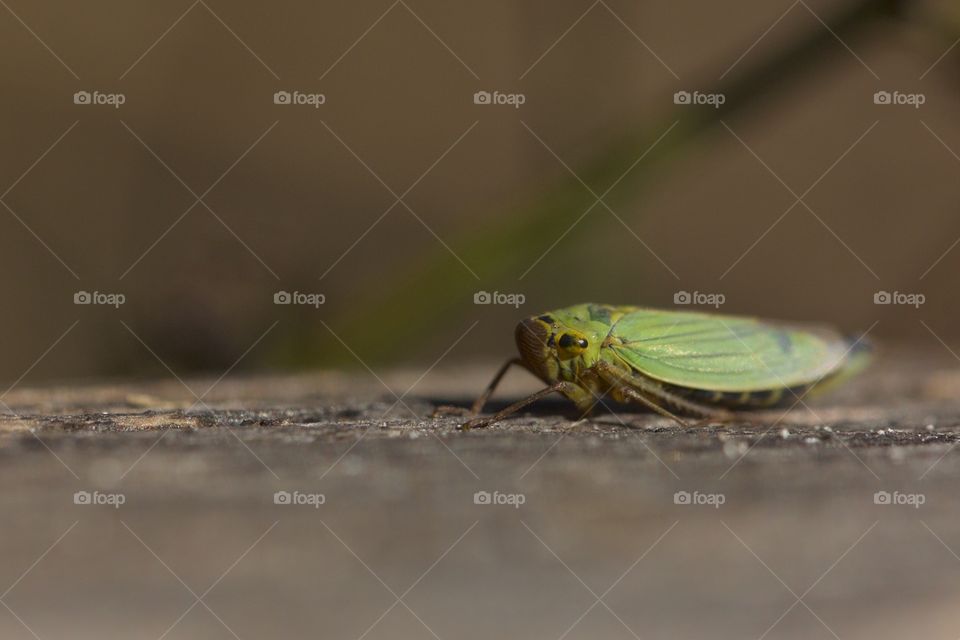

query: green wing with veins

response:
[606,308,851,392]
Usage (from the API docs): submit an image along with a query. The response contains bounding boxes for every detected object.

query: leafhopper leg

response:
[470,357,526,415]
[592,361,731,427]
[616,387,690,427]
[461,381,580,430]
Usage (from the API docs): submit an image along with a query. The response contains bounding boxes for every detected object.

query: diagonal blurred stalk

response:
[299,0,902,366]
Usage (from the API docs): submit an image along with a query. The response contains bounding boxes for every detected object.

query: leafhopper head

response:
[515,314,606,384]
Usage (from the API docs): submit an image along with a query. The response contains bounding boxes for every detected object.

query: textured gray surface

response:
[2,353,960,639]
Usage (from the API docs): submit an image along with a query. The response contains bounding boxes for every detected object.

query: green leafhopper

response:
[464,303,869,428]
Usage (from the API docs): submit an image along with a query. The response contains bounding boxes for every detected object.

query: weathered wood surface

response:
[2,349,960,639]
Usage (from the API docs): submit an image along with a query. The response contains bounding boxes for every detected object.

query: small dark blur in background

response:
[1,0,958,384]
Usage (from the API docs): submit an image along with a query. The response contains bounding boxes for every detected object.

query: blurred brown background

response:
[1,0,958,383]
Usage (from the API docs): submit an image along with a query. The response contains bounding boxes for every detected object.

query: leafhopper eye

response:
[557,334,588,352]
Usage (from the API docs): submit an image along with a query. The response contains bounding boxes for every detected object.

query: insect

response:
[463,303,869,428]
